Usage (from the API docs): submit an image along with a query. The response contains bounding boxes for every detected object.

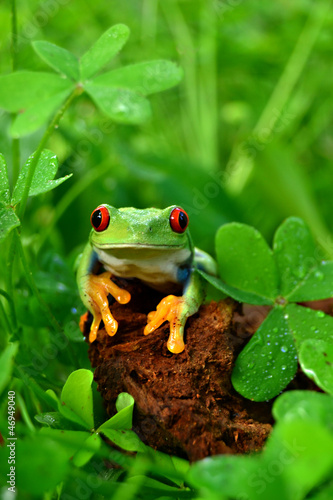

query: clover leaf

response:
[0,24,182,136]
[36,369,144,467]
[203,216,333,401]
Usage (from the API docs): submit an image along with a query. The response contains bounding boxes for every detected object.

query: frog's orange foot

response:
[86,272,131,342]
[144,295,185,354]
[79,312,89,334]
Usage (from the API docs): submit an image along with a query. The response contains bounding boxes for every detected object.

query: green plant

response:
[200,216,333,400]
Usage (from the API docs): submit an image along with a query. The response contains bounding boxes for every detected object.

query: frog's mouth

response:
[95,243,187,261]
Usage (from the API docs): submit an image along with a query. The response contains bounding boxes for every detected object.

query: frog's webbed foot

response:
[80,271,131,342]
[144,295,190,353]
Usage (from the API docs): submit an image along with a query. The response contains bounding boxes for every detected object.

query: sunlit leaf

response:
[299,339,333,395]
[273,217,317,297]
[84,83,151,124]
[98,392,134,431]
[11,88,73,137]
[11,150,72,205]
[92,60,183,95]
[286,303,333,348]
[232,308,298,401]
[215,222,279,301]
[59,369,94,429]
[80,24,130,80]
[0,71,73,112]
[33,40,80,81]
[287,261,333,302]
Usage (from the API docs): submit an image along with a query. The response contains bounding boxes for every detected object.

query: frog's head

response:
[89,204,190,252]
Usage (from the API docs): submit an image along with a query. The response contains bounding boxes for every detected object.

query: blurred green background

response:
[0,0,332,257]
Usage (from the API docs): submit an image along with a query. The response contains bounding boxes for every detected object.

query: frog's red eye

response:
[90,205,110,232]
[170,207,189,233]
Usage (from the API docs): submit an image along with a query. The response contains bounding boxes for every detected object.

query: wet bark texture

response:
[84,278,274,462]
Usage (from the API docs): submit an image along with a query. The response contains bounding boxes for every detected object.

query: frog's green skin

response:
[77,204,217,353]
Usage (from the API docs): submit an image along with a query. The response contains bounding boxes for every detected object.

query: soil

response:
[83,278,282,462]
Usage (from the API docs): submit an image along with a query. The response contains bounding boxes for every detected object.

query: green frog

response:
[77,205,217,353]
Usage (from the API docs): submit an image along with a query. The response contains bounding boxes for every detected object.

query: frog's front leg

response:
[77,245,131,342]
[144,270,204,353]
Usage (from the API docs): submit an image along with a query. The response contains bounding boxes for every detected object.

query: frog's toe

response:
[89,313,102,343]
[79,312,89,333]
[101,312,118,337]
[144,295,186,353]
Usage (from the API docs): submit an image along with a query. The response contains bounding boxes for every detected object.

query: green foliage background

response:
[1,0,333,254]
[1,0,333,499]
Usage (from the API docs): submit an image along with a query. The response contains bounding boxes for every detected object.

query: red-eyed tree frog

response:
[77,205,217,353]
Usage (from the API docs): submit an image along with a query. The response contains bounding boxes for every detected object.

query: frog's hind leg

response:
[144,270,204,353]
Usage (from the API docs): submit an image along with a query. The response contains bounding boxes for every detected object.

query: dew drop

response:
[314,271,324,281]
[316,311,325,318]
[281,345,288,353]
[281,365,286,371]
[284,314,289,320]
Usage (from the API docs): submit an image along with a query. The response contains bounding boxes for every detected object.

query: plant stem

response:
[18,86,79,220]
[17,393,35,432]
[5,232,18,332]
[10,0,20,189]
[0,289,15,335]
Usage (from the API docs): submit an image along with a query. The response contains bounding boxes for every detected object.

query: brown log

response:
[84,278,273,461]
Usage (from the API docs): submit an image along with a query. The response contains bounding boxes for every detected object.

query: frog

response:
[77,204,217,353]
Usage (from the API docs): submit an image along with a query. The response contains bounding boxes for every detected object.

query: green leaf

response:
[33,40,80,81]
[12,436,70,495]
[273,390,333,432]
[198,270,273,305]
[80,24,130,80]
[0,343,19,395]
[0,207,20,243]
[115,392,134,413]
[307,483,333,500]
[286,303,333,348]
[101,429,146,452]
[299,339,333,395]
[287,261,333,302]
[99,392,134,431]
[264,420,333,500]
[92,60,183,95]
[72,432,102,467]
[232,308,298,401]
[187,454,259,498]
[215,222,278,301]
[59,369,94,429]
[273,217,317,297]
[11,150,72,205]
[11,88,73,137]
[0,71,73,112]
[35,411,87,431]
[40,428,92,460]
[0,154,10,204]
[84,83,151,124]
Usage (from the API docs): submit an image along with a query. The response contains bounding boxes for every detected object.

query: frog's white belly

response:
[95,247,191,291]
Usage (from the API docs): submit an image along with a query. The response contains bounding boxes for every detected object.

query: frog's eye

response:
[90,205,110,232]
[169,207,189,233]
